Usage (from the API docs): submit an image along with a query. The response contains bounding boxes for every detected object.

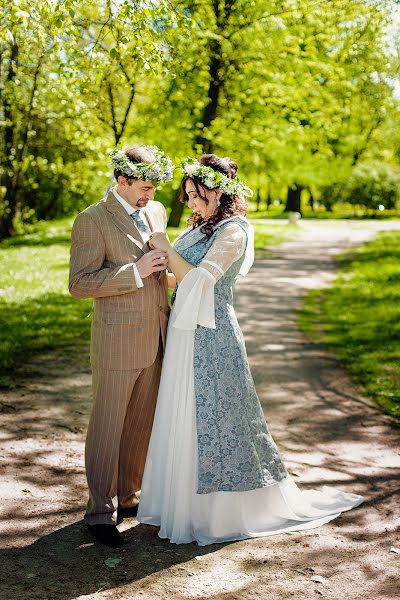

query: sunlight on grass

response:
[0,218,92,381]
[299,231,400,420]
[250,221,298,254]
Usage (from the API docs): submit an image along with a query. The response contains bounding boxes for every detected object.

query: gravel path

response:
[0,220,399,600]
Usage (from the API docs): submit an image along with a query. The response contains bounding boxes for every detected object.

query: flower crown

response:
[181,157,253,198]
[110,146,174,184]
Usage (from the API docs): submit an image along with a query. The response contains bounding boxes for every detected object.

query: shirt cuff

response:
[132,263,144,288]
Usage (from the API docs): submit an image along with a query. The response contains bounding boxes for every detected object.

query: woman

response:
[137,153,363,545]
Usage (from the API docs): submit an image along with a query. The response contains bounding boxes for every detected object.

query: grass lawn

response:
[0,215,296,382]
[0,218,93,386]
[299,230,400,421]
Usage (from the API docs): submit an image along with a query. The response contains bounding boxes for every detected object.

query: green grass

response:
[250,220,297,254]
[299,230,400,421]
[0,218,92,385]
[0,215,296,381]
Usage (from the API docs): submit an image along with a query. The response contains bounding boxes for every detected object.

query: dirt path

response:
[1,220,399,600]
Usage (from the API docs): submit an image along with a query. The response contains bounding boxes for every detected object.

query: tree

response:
[320,162,400,212]
[1,0,398,236]
[160,0,398,224]
[0,0,178,237]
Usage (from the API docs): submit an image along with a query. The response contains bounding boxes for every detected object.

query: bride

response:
[137,153,363,545]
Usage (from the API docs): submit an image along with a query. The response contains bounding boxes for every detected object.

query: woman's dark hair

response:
[113,145,156,182]
[180,154,247,238]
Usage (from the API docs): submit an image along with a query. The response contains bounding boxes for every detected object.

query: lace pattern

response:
[173,218,287,493]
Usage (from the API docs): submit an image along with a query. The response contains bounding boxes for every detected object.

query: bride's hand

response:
[149,232,172,252]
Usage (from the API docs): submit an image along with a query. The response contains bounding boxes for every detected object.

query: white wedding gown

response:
[137,221,363,545]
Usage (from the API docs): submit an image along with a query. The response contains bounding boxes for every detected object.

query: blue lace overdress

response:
[172,218,287,494]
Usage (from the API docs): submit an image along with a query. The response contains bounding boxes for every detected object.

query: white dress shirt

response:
[113,186,145,289]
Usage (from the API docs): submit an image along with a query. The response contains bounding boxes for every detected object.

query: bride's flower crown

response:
[182,157,253,198]
[110,146,174,184]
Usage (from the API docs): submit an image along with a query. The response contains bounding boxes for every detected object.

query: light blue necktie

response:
[131,210,151,236]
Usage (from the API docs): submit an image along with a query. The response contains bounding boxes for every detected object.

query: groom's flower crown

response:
[110,146,174,184]
[181,157,253,198]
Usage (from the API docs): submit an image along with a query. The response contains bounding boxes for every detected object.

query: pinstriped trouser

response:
[84,341,163,525]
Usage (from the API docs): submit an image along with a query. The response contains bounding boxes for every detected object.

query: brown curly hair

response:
[180,154,247,238]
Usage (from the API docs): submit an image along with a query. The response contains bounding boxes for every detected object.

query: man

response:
[69,145,172,547]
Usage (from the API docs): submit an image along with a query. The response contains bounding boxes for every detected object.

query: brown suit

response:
[69,191,169,525]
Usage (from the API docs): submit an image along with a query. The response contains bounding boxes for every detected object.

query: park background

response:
[1,0,400,419]
[1,2,400,599]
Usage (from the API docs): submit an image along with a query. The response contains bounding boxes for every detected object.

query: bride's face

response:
[185,179,221,219]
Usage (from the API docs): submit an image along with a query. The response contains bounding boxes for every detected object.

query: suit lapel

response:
[105,192,145,251]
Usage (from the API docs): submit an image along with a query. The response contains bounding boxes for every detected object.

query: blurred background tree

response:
[1,0,399,237]
[0,0,178,237]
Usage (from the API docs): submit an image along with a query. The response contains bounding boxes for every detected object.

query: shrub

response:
[319,163,400,212]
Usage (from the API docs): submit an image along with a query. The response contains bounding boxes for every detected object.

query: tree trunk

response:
[168,42,223,227]
[285,184,303,214]
[167,191,185,228]
[168,9,225,227]
[195,41,221,152]
[266,191,271,211]
[0,202,15,239]
[308,189,315,211]
[1,41,18,239]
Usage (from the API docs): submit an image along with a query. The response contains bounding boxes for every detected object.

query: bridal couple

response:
[69,144,363,548]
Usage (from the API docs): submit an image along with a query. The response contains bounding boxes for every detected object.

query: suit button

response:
[159,306,163,311]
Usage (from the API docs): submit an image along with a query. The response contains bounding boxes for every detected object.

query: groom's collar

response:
[113,186,140,216]
[105,191,147,251]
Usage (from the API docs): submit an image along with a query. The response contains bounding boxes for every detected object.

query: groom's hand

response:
[136,250,168,279]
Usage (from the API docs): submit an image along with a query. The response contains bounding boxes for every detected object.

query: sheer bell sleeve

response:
[172,224,247,331]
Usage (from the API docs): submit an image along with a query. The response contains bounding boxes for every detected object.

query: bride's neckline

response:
[177,215,246,240]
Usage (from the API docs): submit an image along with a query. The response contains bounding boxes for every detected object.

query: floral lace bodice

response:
[172,217,287,494]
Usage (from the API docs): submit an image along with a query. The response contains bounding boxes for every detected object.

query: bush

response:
[319,163,400,212]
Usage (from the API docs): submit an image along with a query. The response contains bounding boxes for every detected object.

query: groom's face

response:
[117,176,156,208]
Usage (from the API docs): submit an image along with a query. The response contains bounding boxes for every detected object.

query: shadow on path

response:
[1,220,400,599]
[0,521,230,599]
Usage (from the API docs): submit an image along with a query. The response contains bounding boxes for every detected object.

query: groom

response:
[69,145,171,547]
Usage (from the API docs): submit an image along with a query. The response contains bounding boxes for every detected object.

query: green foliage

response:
[0,218,92,384]
[251,221,298,254]
[319,163,400,211]
[0,0,181,235]
[147,0,399,191]
[344,163,400,210]
[299,231,400,420]
[1,0,399,236]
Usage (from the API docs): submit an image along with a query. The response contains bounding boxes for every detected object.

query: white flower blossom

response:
[184,164,198,176]
[181,157,253,198]
[204,177,216,188]
[110,147,174,183]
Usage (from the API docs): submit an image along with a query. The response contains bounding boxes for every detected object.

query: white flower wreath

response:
[110,146,174,184]
[182,157,253,198]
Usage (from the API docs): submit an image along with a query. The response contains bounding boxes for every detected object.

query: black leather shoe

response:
[118,505,139,520]
[87,524,123,547]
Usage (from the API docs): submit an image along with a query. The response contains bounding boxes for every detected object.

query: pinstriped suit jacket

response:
[69,191,169,371]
